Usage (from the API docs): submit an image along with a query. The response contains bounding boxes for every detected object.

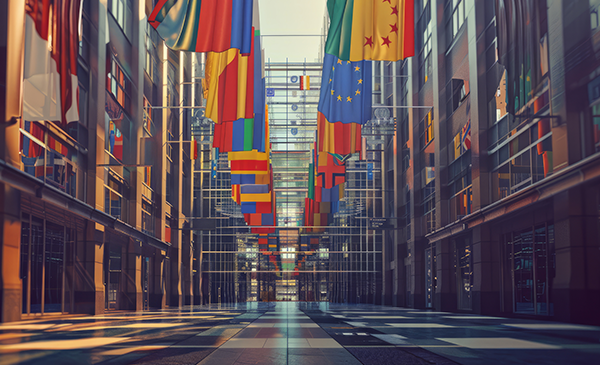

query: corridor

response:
[1,302,600,365]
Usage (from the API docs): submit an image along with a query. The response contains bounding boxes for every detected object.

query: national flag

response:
[461,119,471,151]
[253,6,267,151]
[229,154,269,174]
[453,133,461,160]
[300,75,310,90]
[108,120,123,160]
[324,0,415,62]
[48,135,69,156]
[211,148,218,179]
[317,112,362,155]
[23,0,81,126]
[193,137,198,159]
[536,119,553,177]
[307,142,316,200]
[240,184,271,202]
[21,121,45,158]
[318,54,372,125]
[316,152,346,189]
[149,0,254,54]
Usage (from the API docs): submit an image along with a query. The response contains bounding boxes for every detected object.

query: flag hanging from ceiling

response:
[318,54,372,125]
[23,0,81,126]
[324,0,415,62]
[253,7,267,151]
[204,28,254,127]
[317,112,362,155]
[149,0,254,54]
[316,151,346,189]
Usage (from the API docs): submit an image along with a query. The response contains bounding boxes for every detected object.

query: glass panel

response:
[514,228,534,313]
[456,237,472,310]
[107,247,121,310]
[30,217,44,313]
[534,225,548,314]
[21,215,30,314]
[44,221,64,313]
[425,248,433,308]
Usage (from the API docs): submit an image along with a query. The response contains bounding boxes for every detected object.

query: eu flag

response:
[318,54,372,125]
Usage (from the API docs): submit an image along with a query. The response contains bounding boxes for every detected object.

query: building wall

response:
[0,0,196,322]
[391,0,600,325]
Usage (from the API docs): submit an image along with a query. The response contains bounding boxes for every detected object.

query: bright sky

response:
[258,0,327,63]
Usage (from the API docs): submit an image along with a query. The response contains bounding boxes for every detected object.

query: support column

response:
[124,239,143,311]
[472,224,501,315]
[553,188,600,325]
[434,238,456,312]
[0,0,25,323]
[75,224,105,314]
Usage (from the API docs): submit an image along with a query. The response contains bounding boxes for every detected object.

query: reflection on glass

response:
[456,237,472,310]
[44,222,64,313]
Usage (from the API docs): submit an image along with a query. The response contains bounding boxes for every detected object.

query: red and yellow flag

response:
[325,0,415,62]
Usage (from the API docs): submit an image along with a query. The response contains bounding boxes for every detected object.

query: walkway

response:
[1,302,600,364]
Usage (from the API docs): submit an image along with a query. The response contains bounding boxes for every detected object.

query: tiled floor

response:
[1,303,600,364]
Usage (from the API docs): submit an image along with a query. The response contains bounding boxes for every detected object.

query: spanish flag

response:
[325,0,415,62]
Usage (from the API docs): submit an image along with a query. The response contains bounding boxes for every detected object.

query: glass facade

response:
[503,224,555,315]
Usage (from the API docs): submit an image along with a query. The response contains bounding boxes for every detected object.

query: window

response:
[145,23,160,82]
[19,121,77,198]
[417,1,432,88]
[107,58,132,113]
[107,0,132,39]
[455,236,472,310]
[423,196,436,234]
[447,79,469,116]
[143,97,154,136]
[490,118,553,202]
[104,169,128,221]
[142,200,154,236]
[447,0,466,45]
[419,111,434,147]
[592,100,600,154]
[79,9,92,63]
[106,120,123,160]
[505,224,555,315]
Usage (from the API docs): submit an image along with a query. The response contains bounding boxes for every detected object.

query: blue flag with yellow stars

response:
[318,53,372,125]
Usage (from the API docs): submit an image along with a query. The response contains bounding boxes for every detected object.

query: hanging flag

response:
[317,112,362,155]
[23,0,81,126]
[300,75,310,90]
[149,0,254,54]
[461,118,471,151]
[318,54,372,125]
[324,0,415,62]
[453,133,461,160]
[253,4,267,152]
[316,151,346,189]
[193,137,198,159]
[211,148,218,179]
[204,19,255,126]
[207,26,257,152]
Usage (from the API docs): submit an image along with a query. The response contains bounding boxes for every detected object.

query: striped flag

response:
[23,0,81,126]
[300,75,310,90]
[324,0,415,62]
[149,0,254,54]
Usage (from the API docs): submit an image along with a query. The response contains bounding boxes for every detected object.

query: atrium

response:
[1,0,600,364]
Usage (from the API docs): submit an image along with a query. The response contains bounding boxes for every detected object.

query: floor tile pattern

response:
[1,302,600,364]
